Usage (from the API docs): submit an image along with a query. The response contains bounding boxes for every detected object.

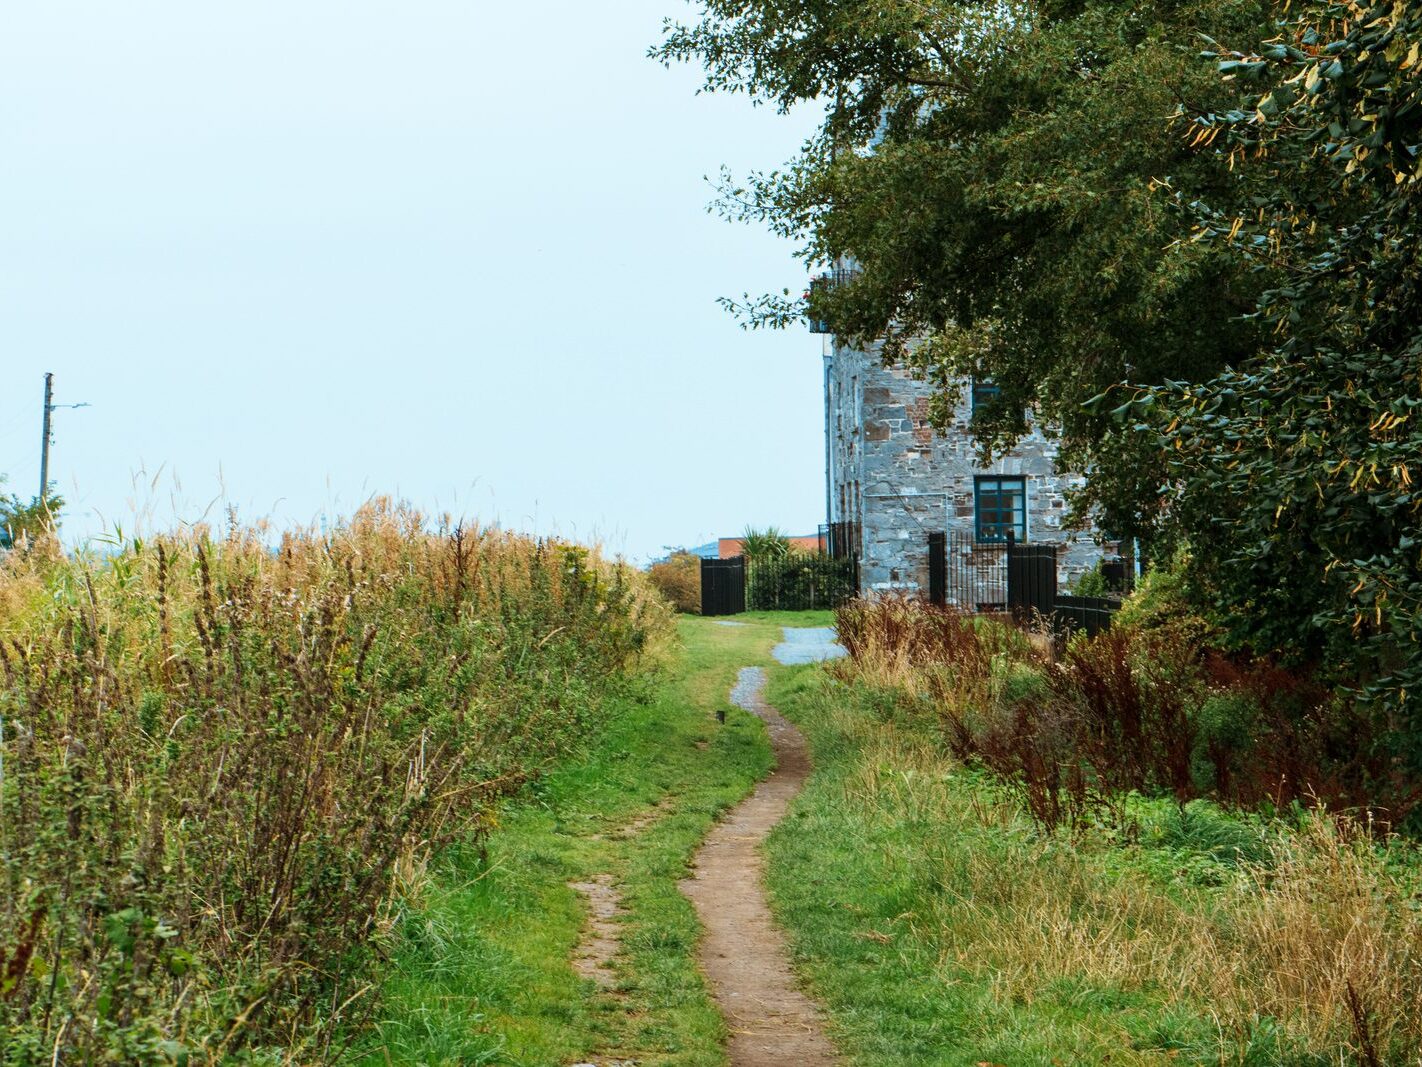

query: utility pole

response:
[39,372,53,502]
[38,372,90,504]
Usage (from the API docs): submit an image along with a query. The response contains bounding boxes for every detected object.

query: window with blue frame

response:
[975,476,1026,543]
[971,380,1001,414]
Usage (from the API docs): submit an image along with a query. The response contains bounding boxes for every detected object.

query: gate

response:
[924,529,1121,633]
[700,556,746,617]
[1006,540,1058,624]
[1054,594,1118,637]
[932,531,1006,611]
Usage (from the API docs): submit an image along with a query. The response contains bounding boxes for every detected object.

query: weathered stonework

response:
[826,338,1111,598]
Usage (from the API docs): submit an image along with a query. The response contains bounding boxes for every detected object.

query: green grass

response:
[356,613,818,1066]
[760,666,1269,1067]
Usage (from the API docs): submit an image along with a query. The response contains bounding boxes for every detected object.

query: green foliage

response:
[1189,691,1262,796]
[1070,563,1111,599]
[747,552,855,611]
[738,525,791,563]
[991,658,1049,709]
[0,483,62,549]
[0,502,669,1061]
[654,0,1275,541]
[1135,2,1422,748]
[1114,553,1220,648]
[839,597,1410,828]
[648,549,703,613]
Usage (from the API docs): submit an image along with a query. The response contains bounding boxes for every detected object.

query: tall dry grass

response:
[0,500,670,1063]
[830,597,1422,1063]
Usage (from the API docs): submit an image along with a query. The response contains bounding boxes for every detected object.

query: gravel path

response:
[678,666,840,1066]
[770,626,847,665]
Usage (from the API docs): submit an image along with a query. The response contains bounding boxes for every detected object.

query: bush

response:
[0,500,670,1061]
[1114,551,1218,648]
[1188,690,1261,796]
[747,553,854,611]
[648,549,702,613]
[1069,562,1111,598]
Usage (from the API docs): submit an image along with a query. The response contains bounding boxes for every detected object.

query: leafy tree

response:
[1137,1,1422,747]
[0,479,62,549]
[654,0,1276,542]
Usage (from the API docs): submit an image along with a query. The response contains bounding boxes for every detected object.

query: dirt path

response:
[679,666,840,1066]
[568,874,622,989]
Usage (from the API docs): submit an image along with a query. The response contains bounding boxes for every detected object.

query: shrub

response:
[837,596,1416,831]
[1069,562,1111,598]
[1188,690,1261,796]
[0,500,670,1061]
[747,552,854,611]
[739,525,790,562]
[1114,551,1219,648]
[648,549,702,613]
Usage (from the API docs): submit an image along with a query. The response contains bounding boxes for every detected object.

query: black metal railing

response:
[926,530,1123,636]
[1054,594,1119,637]
[747,553,857,612]
[931,530,1007,611]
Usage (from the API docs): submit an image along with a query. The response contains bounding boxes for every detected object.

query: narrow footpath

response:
[679,664,841,1066]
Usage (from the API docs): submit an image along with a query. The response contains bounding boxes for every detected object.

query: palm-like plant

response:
[740,525,791,563]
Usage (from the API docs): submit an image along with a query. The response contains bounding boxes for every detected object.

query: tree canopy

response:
[655,0,1276,541]
[658,0,1422,748]
[1138,0,1422,738]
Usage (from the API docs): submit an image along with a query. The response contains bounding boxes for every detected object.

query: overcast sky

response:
[0,2,824,561]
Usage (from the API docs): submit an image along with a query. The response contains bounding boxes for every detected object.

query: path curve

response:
[679,666,840,1066]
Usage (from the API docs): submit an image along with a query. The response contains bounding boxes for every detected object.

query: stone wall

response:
[826,339,1110,596]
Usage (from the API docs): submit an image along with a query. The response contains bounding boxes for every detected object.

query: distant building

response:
[717,533,824,560]
[823,332,1110,598]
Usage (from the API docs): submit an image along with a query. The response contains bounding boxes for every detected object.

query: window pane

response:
[976,476,1026,542]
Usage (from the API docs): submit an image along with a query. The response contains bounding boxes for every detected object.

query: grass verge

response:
[764,664,1422,1066]
[356,612,832,1066]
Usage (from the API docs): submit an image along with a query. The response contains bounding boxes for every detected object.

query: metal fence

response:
[747,553,857,612]
[928,530,1007,611]
[1053,594,1118,637]
[1007,540,1058,624]
[926,530,1122,636]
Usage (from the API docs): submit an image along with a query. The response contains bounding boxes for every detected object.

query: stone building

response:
[823,335,1110,598]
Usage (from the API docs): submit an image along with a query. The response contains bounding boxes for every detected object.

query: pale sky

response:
[0,2,825,562]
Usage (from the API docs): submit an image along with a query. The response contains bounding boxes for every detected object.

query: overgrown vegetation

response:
[355,613,804,1065]
[0,500,669,1063]
[836,597,1414,830]
[0,480,61,551]
[648,549,702,614]
[656,0,1422,763]
[770,629,1422,1065]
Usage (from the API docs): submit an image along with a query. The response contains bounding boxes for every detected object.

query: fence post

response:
[928,531,946,606]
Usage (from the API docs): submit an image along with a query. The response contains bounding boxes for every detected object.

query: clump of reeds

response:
[0,499,670,1062]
